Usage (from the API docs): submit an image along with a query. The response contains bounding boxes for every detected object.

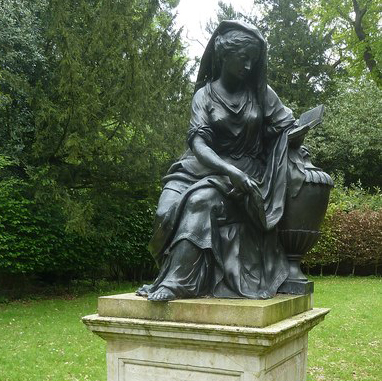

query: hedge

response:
[0,158,381,290]
[304,179,382,276]
[0,157,157,289]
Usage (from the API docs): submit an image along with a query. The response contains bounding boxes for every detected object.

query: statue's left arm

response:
[263,86,295,137]
[263,86,309,147]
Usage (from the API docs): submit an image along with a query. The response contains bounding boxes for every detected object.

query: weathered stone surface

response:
[83,306,329,381]
[98,293,313,328]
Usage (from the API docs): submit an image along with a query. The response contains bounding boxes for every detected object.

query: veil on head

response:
[195,20,268,110]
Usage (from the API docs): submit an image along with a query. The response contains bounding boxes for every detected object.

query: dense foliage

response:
[310,0,382,87]
[0,0,191,283]
[304,179,382,276]
[0,155,157,283]
[0,157,100,276]
[306,79,382,187]
[0,0,192,228]
[251,0,336,114]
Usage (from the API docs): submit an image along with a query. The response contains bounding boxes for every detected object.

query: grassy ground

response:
[0,277,381,381]
[307,277,382,381]
[0,283,133,381]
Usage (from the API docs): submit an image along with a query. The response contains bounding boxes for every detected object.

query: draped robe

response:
[147,83,297,299]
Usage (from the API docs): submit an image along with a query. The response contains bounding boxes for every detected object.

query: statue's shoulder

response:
[264,85,285,108]
[194,84,209,96]
[192,84,211,105]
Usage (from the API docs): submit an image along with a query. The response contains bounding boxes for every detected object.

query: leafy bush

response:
[304,177,382,275]
[331,208,382,275]
[98,199,157,282]
[0,156,156,287]
[306,79,382,188]
[0,157,103,277]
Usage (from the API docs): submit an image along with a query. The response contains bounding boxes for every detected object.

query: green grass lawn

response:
[0,277,381,381]
[0,283,134,381]
[307,277,382,381]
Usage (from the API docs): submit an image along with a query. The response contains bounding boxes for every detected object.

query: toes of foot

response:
[148,288,176,302]
[259,291,271,299]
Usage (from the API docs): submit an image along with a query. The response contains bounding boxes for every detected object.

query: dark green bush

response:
[0,156,157,287]
[0,158,103,277]
[99,199,157,282]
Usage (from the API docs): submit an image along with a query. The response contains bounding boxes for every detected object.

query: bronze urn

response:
[278,146,333,294]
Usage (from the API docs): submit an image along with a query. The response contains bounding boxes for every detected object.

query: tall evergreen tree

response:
[0,0,193,233]
[0,0,48,161]
[252,0,335,113]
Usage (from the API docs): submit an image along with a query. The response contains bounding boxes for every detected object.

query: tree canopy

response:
[306,78,382,188]
[252,0,336,113]
[0,0,192,233]
[310,0,382,87]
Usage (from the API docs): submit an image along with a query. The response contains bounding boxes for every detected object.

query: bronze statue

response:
[137,20,332,301]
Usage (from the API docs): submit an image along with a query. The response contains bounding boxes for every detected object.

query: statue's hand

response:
[228,166,258,194]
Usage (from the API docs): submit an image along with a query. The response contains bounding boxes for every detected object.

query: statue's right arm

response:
[191,135,254,193]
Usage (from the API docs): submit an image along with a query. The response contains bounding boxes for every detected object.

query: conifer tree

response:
[0,0,193,233]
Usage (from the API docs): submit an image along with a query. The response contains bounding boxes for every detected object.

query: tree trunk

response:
[335,259,340,276]
[352,0,382,85]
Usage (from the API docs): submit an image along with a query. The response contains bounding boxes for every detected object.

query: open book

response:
[299,104,325,128]
[288,104,325,139]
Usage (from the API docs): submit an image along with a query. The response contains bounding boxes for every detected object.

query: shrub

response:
[100,199,157,282]
[304,177,382,275]
[0,156,157,287]
[331,208,382,275]
[0,160,104,278]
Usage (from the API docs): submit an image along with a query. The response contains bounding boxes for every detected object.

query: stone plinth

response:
[98,293,313,328]
[83,293,329,381]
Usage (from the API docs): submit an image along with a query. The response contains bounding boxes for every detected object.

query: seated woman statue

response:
[137,20,311,301]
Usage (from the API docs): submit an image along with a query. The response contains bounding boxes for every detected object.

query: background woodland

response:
[0,0,381,295]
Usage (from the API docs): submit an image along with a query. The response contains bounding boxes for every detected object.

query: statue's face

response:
[222,44,260,81]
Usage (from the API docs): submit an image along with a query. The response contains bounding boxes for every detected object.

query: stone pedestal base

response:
[83,294,329,381]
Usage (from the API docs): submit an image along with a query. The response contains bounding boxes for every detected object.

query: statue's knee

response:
[155,205,167,220]
[187,193,204,211]
[156,189,181,219]
[187,188,220,212]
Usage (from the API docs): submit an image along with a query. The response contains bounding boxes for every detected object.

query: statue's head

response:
[214,29,262,81]
[195,20,267,104]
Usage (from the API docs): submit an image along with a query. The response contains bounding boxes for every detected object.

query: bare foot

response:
[258,290,272,300]
[147,287,176,302]
[136,284,152,297]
